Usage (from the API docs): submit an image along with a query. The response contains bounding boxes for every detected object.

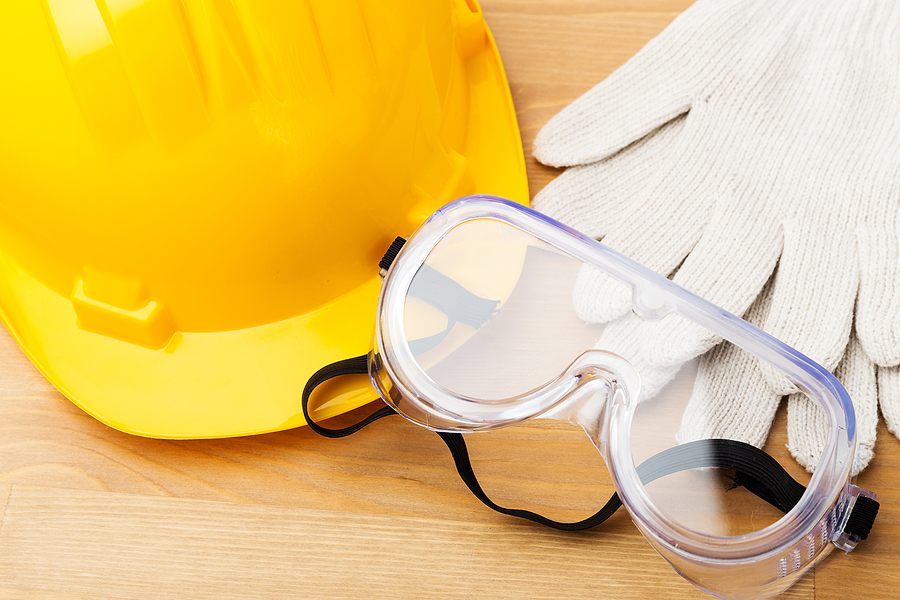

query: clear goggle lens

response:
[396,216,802,533]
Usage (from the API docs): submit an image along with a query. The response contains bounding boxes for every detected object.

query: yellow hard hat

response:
[0,0,527,438]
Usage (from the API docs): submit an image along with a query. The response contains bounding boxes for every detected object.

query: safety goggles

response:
[303,196,878,600]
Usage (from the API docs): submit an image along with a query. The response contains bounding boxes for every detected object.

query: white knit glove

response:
[532,0,900,474]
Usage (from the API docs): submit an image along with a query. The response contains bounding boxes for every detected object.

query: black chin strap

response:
[301,354,879,538]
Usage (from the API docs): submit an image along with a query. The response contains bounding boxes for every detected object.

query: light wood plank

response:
[0,486,812,600]
[0,587,122,600]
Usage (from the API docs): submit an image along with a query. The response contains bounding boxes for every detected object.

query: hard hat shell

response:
[0,0,528,438]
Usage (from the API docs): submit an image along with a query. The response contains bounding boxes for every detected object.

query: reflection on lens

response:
[630,355,812,537]
[406,220,603,400]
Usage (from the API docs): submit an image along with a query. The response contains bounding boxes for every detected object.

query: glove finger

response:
[878,364,900,439]
[572,265,634,325]
[589,310,685,403]
[856,225,900,367]
[571,199,710,325]
[569,90,790,325]
[668,204,783,326]
[533,0,759,167]
[586,196,783,360]
[676,279,781,447]
[539,115,690,324]
[760,218,858,394]
[677,340,781,447]
[787,334,877,476]
[628,203,782,361]
[533,114,688,240]
[638,362,684,402]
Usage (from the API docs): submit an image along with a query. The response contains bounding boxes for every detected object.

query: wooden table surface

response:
[2,2,898,599]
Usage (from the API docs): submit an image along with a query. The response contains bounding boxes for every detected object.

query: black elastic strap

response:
[846,496,879,541]
[301,355,396,438]
[635,438,807,513]
[302,356,878,537]
[302,359,622,528]
[302,361,619,529]
[438,431,808,531]
[437,430,624,530]
[405,265,500,356]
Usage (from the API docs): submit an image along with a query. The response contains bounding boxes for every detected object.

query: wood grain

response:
[1,1,898,599]
[0,485,814,600]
